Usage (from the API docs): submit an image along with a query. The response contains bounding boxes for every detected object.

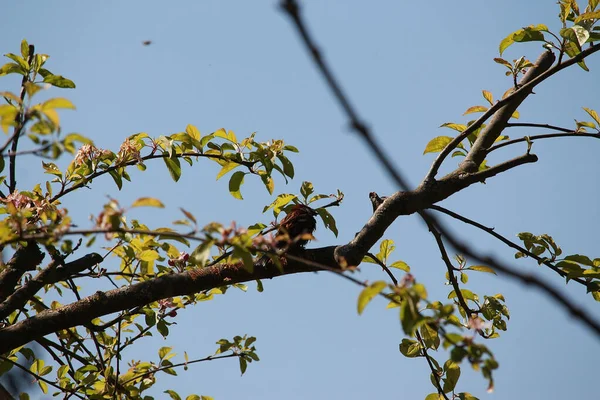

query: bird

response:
[276,204,318,250]
[369,192,387,213]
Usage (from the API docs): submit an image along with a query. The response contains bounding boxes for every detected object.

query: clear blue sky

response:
[2,1,600,399]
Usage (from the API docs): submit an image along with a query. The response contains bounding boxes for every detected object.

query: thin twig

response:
[505,122,574,132]
[120,353,242,386]
[280,0,411,192]
[429,205,593,290]
[8,44,35,194]
[415,330,449,400]
[489,131,600,153]
[366,252,398,285]
[0,355,85,399]
[423,216,477,317]
[51,151,256,202]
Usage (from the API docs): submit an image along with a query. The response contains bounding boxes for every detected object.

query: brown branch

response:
[0,242,45,304]
[366,252,398,285]
[425,42,600,181]
[415,330,449,400]
[0,253,102,320]
[464,153,538,182]
[423,217,476,317]
[281,1,600,341]
[51,151,256,202]
[0,247,338,354]
[8,44,35,194]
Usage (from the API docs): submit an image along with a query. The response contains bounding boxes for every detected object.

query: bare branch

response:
[280,0,411,191]
[489,132,600,153]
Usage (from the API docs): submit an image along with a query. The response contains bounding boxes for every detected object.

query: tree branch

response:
[489,131,600,153]
[0,242,45,303]
[429,205,595,290]
[8,44,35,194]
[280,0,412,192]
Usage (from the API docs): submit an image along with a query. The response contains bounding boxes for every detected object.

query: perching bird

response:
[276,204,318,250]
[369,192,387,213]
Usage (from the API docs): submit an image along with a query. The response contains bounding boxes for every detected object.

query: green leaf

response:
[229,171,245,200]
[399,339,421,358]
[357,281,387,315]
[233,246,254,272]
[159,346,173,360]
[467,265,497,275]
[165,390,182,400]
[109,170,123,190]
[463,105,488,115]
[420,323,440,350]
[186,124,201,140]
[316,208,338,237]
[43,74,76,88]
[239,357,248,375]
[0,62,24,76]
[424,136,453,155]
[583,108,600,126]
[163,156,182,182]
[277,154,295,178]
[443,361,461,393]
[190,239,215,267]
[20,39,29,58]
[380,239,395,262]
[42,161,62,177]
[131,197,165,208]
[263,194,297,214]
[5,53,29,71]
[500,25,548,55]
[216,161,239,180]
[261,175,274,195]
[390,260,410,272]
[440,123,467,132]
[42,97,76,110]
[300,181,314,200]
[400,295,421,334]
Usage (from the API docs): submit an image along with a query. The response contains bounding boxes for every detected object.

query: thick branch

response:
[425,42,600,181]
[0,253,102,320]
[0,242,44,303]
[0,247,337,354]
[460,51,555,171]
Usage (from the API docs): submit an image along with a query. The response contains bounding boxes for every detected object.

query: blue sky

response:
[2,1,600,399]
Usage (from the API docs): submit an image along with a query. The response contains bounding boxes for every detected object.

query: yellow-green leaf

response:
[229,171,245,200]
[186,124,201,140]
[467,265,497,275]
[482,90,494,105]
[440,123,466,132]
[42,97,75,110]
[357,281,387,315]
[131,197,165,208]
[216,161,239,180]
[463,105,488,115]
[424,136,453,155]
[390,260,410,272]
[583,107,600,126]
